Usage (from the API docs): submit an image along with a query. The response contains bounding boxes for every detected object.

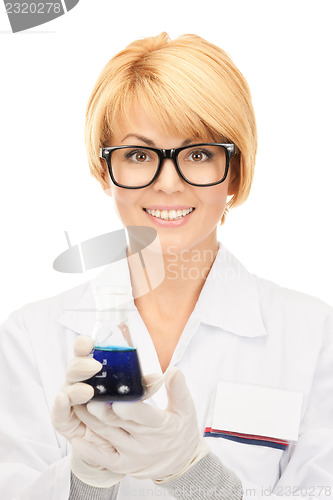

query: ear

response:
[102,171,113,197]
[99,157,113,197]
[227,154,240,196]
[103,184,112,197]
[102,176,112,197]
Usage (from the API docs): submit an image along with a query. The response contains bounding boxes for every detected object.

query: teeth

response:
[145,208,194,220]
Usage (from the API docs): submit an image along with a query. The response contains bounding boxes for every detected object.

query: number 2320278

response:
[5,3,62,14]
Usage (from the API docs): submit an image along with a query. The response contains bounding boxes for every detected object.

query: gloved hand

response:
[51,335,123,488]
[73,366,210,483]
[51,335,164,488]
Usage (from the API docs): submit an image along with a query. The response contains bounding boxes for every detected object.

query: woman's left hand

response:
[73,367,209,483]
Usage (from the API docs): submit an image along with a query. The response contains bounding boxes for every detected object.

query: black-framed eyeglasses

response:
[100,143,235,189]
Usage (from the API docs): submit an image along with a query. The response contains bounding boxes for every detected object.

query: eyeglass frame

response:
[100,142,236,189]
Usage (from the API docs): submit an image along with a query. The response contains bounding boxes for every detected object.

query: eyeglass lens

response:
[109,145,227,187]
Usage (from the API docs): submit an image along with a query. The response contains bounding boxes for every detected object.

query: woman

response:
[0,33,332,500]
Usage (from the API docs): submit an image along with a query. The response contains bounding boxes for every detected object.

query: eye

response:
[125,149,154,163]
[185,149,213,162]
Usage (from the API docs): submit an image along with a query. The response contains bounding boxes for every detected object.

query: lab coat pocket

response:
[204,381,303,451]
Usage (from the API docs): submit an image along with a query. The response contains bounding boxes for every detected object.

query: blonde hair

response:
[85,32,257,223]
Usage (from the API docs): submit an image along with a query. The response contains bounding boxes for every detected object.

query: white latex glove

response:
[73,366,210,483]
[51,335,122,488]
[51,335,163,488]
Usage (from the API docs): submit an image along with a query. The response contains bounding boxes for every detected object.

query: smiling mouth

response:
[143,207,195,221]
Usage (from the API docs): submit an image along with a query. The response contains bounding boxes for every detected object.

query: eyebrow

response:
[121,134,193,147]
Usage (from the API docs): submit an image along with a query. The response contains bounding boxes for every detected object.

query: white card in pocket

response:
[205,381,303,446]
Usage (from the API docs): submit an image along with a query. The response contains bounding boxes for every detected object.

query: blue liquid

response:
[85,347,145,401]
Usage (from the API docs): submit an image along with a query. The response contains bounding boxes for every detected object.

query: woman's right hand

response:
[51,335,125,488]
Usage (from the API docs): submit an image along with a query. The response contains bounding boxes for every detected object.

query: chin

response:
[158,236,201,257]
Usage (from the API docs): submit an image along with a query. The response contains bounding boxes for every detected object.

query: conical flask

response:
[85,285,145,401]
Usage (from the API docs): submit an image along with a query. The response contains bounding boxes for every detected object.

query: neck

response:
[162,241,218,285]
[129,238,219,320]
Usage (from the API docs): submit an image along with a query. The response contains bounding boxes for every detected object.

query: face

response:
[103,104,236,257]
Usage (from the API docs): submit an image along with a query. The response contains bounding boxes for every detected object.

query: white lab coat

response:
[0,244,332,500]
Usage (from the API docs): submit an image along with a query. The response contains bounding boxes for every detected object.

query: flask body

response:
[85,286,145,402]
[86,346,145,401]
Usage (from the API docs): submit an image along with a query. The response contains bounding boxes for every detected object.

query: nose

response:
[152,158,185,194]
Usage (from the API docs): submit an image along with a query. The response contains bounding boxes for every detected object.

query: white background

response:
[0,0,332,323]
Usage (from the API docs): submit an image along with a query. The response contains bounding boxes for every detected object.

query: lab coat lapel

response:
[196,244,267,338]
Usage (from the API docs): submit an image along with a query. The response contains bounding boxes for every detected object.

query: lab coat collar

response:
[194,243,267,338]
[57,243,267,339]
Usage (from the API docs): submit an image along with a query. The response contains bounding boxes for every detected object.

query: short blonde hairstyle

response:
[85,32,257,223]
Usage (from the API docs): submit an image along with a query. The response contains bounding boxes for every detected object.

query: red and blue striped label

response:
[204,426,288,451]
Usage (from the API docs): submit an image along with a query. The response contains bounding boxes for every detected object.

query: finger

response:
[111,400,166,427]
[76,404,132,443]
[73,336,95,357]
[84,426,115,446]
[51,391,85,437]
[165,367,195,415]
[74,404,104,430]
[142,373,164,400]
[75,403,119,430]
[52,391,72,423]
[70,448,123,487]
[67,383,94,405]
[88,398,165,429]
[66,356,102,383]
[72,437,137,475]
[87,401,118,423]
[71,437,118,470]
